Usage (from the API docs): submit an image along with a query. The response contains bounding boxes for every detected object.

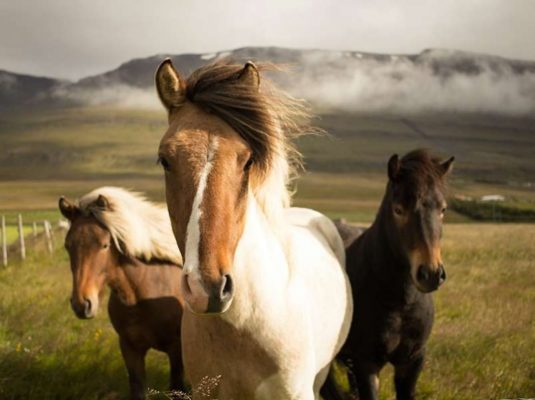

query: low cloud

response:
[0,73,17,91]
[53,85,161,109]
[291,53,535,115]
[55,51,535,115]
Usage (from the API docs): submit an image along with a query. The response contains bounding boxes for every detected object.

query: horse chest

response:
[182,311,285,399]
[351,282,434,366]
[379,301,434,362]
[108,293,181,352]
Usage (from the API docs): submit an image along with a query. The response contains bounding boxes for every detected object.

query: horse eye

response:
[441,207,447,215]
[157,156,171,171]
[102,243,110,250]
[244,157,254,172]
[394,206,404,216]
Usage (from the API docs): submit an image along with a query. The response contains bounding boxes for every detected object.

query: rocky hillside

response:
[0,70,66,109]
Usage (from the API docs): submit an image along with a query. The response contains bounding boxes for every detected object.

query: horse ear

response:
[155,59,185,110]
[95,195,110,210]
[58,197,79,220]
[440,156,455,176]
[387,154,400,181]
[237,61,260,89]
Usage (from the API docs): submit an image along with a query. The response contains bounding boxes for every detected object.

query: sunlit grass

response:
[1,106,534,398]
[1,106,534,214]
[0,211,58,246]
[0,224,534,399]
[0,240,170,399]
[373,223,535,400]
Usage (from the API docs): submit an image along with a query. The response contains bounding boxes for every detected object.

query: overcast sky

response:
[1,0,534,80]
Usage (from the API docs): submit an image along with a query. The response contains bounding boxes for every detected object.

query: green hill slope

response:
[1,107,534,221]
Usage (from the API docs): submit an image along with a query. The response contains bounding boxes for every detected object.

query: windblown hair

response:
[78,187,182,265]
[183,61,319,213]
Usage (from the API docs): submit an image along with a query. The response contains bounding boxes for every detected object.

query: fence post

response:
[44,220,53,254]
[48,220,55,248]
[1,216,7,267]
[18,214,26,261]
[33,222,37,238]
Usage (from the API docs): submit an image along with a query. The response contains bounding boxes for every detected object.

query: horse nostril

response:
[220,274,234,300]
[438,265,447,285]
[84,299,92,315]
[417,265,429,282]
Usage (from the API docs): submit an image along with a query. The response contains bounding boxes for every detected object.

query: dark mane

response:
[394,148,448,205]
[399,148,446,183]
[183,61,315,179]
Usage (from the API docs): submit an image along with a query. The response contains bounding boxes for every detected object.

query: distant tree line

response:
[450,198,535,222]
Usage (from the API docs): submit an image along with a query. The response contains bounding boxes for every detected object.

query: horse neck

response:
[224,194,290,325]
[107,257,145,305]
[373,193,403,264]
[363,188,419,304]
[253,153,291,236]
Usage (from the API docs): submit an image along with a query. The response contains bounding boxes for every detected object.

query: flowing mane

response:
[78,187,182,265]
[183,61,318,221]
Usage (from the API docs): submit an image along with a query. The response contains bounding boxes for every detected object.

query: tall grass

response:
[376,224,535,399]
[0,224,534,399]
[0,246,169,399]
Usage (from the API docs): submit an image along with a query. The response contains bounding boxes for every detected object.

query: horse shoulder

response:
[284,207,353,371]
[284,207,345,267]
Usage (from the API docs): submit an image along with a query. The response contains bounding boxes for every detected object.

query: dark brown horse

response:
[332,149,454,400]
[59,187,186,400]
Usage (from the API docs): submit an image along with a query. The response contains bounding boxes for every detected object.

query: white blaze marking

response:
[183,138,218,275]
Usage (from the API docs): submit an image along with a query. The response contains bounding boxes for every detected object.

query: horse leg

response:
[318,362,349,400]
[313,363,331,399]
[353,363,380,400]
[338,356,360,400]
[119,338,147,400]
[346,365,361,400]
[393,353,424,400]
[167,344,187,395]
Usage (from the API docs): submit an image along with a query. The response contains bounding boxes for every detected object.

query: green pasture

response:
[0,210,59,245]
[0,246,171,399]
[0,224,533,399]
[1,107,534,223]
[1,106,534,398]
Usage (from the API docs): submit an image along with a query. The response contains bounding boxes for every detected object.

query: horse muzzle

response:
[181,272,234,314]
[70,295,99,319]
[415,264,446,293]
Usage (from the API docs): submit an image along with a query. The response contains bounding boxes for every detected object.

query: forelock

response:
[394,149,447,206]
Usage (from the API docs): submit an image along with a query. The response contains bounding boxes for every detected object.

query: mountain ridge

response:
[2,46,535,112]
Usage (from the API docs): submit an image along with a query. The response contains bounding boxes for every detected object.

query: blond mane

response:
[78,187,182,265]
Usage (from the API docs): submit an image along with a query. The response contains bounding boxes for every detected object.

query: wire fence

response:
[0,214,67,267]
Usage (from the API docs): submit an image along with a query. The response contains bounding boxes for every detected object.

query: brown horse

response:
[59,187,185,400]
[328,149,454,400]
[154,60,352,399]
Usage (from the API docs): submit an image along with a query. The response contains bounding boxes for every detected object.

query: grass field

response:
[0,223,533,399]
[1,106,534,213]
[0,171,475,250]
[0,211,56,245]
[0,243,171,399]
[1,106,534,398]
[3,167,533,243]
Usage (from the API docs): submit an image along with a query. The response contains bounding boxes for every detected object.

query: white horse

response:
[155,59,353,399]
